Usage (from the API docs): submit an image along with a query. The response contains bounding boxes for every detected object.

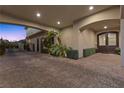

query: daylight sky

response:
[0,23,26,41]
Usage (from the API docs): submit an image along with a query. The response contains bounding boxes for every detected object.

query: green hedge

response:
[115,48,120,55]
[67,50,79,60]
[42,48,49,53]
[0,50,5,55]
[83,48,96,57]
[0,45,5,56]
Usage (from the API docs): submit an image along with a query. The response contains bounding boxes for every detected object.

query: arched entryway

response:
[97,31,119,53]
[80,19,120,55]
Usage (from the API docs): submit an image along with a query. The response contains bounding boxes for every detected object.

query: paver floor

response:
[0,52,124,88]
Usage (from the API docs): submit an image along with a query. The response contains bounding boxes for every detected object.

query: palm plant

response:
[43,31,57,53]
[43,31,71,57]
[50,44,71,57]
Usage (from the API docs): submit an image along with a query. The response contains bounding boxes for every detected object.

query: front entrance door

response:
[97,32,119,53]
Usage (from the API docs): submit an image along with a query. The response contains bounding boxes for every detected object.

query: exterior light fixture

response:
[104,26,108,29]
[89,6,94,10]
[57,21,60,25]
[36,13,41,17]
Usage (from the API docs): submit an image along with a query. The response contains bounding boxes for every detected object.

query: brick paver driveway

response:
[0,51,124,88]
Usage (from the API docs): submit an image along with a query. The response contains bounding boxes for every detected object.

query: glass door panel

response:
[99,34,106,46]
[108,33,116,46]
[97,32,118,53]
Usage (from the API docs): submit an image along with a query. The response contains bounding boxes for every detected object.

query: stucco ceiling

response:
[0,5,116,29]
[80,19,120,32]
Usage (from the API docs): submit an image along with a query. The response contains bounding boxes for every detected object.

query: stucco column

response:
[121,19,124,66]
[72,23,81,58]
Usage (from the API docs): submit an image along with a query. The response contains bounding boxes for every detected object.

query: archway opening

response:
[80,19,120,56]
[0,23,44,53]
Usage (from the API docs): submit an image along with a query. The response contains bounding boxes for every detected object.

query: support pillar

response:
[121,19,124,66]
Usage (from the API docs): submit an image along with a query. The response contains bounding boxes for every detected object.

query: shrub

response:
[83,48,96,57]
[50,44,71,57]
[43,31,72,58]
[115,48,120,55]
[67,50,79,60]
[0,40,5,56]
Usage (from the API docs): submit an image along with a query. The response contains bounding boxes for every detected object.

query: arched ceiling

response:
[0,5,115,29]
[80,19,120,32]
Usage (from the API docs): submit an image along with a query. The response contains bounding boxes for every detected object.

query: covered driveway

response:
[0,52,123,88]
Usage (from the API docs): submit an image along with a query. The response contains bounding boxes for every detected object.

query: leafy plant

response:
[43,31,57,53]
[50,44,71,57]
[43,31,71,57]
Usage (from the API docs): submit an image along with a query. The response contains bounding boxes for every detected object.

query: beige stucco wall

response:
[121,19,124,66]
[60,27,73,48]
[78,29,96,57]
[60,25,79,50]
[61,26,97,58]
[119,32,121,48]
[60,6,120,58]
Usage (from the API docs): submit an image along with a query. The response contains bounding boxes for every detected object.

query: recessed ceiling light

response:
[104,26,108,29]
[57,21,60,25]
[36,13,41,17]
[89,6,94,10]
